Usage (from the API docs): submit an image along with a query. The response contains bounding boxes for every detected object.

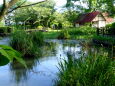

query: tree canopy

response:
[0,0,47,21]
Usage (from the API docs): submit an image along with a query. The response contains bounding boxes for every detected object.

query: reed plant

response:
[56,53,115,86]
[10,30,44,57]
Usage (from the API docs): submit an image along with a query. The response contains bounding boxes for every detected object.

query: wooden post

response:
[97,28,99,35]
[102,28,104,36]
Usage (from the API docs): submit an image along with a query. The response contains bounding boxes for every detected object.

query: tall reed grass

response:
[56,53,115,86]
[10,30,44,57]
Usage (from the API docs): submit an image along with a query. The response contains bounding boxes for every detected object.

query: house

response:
[75,11,114,28]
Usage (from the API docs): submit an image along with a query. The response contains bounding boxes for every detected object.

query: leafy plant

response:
[58,30,70,39]
[0,45,26,67]
[10,30,44,57]
[56,54,115,86]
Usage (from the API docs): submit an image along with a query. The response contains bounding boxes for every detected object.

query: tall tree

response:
[0,0,47,22]
[66,0,115,16]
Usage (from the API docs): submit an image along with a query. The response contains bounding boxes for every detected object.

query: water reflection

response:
[0,39,115,86]
[10,58,38,84]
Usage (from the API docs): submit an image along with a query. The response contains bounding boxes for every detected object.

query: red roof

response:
[76,11,100,24]
[102,13,114,23]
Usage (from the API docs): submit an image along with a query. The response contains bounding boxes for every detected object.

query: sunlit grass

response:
[56,53,115,86]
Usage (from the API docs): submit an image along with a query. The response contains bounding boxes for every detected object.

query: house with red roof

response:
[75,11,114,28]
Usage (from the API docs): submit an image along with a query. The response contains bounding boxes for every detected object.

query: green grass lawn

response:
[43,27,96,40]
[43,31,60,39]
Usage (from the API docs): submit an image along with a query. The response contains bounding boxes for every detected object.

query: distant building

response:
[75,11,114,28]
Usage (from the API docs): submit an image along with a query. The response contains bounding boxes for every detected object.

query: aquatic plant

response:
[58,30,70,39]
[56,53,115,86]
[10,30,44,57]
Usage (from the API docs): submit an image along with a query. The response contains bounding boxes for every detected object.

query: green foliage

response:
[105,22,115,35]
[10,30,44,57]
[93,35,115,45]
[65,0,115,16]
[56,54,115,86]
[0,27,12,34]
[31,31,44,46]
[58,30,70,39]
[111,22,115,29]
[0,45,26,67]
[57,26,96,39]
[11,0,55,28]
[63,10,78,26]
[43,31,60,39]
[37,26,43,30]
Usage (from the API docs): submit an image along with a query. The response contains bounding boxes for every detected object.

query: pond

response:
[0,38,114,86]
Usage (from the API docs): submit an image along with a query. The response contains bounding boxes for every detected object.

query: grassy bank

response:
[43,26,96,39]
[43,31,60,39]
[56,54,115,86]
[93,35,115,46]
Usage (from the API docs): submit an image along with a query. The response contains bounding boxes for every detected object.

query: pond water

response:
[0,38,114,86]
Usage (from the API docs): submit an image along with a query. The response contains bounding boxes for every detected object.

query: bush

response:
[68,26,96,35]
[0,27,12,34]
[10,30,44,57]
[31,31,44,46]
[58,30,70,39]
[37,26,43,30]
[56,54,115,86]
[106,22,115,35]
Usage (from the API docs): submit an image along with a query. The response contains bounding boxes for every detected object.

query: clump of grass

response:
[56,54,115,86]
[58,30,70,39]
[31,31,44,46]
[57,26,96,39]
[10,30,44,57]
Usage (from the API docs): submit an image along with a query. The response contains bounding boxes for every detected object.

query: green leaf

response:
[0,49,12,61]
[0,45,26,67]
[0,55,9,66]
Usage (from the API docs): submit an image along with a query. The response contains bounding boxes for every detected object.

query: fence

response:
[96,27,114,36]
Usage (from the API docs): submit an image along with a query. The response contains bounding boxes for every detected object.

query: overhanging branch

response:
[7,0,47,13]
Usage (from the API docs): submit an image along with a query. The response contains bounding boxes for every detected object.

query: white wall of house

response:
[92,14,106,28]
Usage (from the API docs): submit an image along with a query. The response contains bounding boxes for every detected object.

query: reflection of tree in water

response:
[80,41,115,58]
[41,42,57,57]
[62,40,115,58]
[9,42,57,84]
[10,57,39,84]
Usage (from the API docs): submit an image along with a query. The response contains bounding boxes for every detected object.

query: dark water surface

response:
[0,38,114,86]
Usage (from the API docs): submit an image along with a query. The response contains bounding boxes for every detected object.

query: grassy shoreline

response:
[56,54,115,86]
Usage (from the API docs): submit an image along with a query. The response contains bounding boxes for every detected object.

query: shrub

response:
[10,30,44,57]
[106,22,115,35]
[58,30,70,39]
[0,27,12,34]
[37,26,43,30]
[31,31,44,46]
[65,26,95,36]
[56,54,115,86]
[110,22,115,35]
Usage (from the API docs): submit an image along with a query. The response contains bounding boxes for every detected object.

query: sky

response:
[0,0,67,7]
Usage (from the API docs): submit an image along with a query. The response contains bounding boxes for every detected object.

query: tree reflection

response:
[10,57,39,84]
